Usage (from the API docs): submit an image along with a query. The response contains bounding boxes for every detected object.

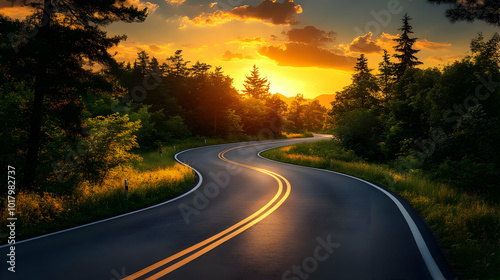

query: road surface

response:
[0,135,456,279]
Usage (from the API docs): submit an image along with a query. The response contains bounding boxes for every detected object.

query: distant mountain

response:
[313,94,335,108]
[274,93,296,106]
[274,93,334,109]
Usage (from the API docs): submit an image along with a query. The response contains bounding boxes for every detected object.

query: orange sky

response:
[2,0,498,99]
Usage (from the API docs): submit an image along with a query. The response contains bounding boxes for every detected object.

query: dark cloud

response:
[0,2,20,8]
[346,32,383,54]
[188,0,302,26]
[258,43,355,70]
[221,50,252,61]
[286,26,335,47]
[231,0,303,25]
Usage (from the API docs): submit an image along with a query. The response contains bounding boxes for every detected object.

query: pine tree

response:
[242,65,270,99]
[393,14,422,78]
[14,0,148,189]
[352,54,372,83]
[166,50,190,78]
[352,54,379,108]
[377,49,395,102]
[136,51,150,74]
[331,54,379,113]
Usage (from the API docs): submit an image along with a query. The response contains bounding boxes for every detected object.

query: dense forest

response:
[0,1,326,192]
[1,1,498,278]
[327,14,500,197]
[0,1,498,198]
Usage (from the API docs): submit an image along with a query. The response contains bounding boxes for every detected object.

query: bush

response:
[434,156,499,196]
[76,113,141,185]
[334,108,383,160]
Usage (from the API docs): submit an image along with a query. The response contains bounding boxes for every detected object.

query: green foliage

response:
[331,54,379,114]
[334,108,383,160]
[328,29,499,198]
[262,140,500,279]
[427,0,500,27]
[242,65,270,99]
[286,94,327,132]
[286,94,307,131]
[4,0,148,189]
[0,81,32,168]
[77,113,141,185]
[434,156,498,195]
[393,14,423,78]
[240,97,271,135]
[377,49,395,105]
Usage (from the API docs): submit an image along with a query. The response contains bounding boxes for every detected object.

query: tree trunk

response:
[22,0,52,190]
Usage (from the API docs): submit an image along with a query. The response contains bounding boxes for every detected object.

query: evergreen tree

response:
[242,65,270,99]
[393,14,423,78]
[352,54,372,83]
[149,57,162,76]
[166,50,190,78]
[136,51,150,75]
[304,100,327,132]
[377,49,395,104]
[191,61,211,78]
[164,50,190,106]
[287,94,306,131]
[8,0,148,189]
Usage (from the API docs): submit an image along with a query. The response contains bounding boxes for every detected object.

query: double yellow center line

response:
[124,143,292,280]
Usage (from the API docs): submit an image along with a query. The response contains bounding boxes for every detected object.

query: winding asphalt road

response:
[1,135,456,279]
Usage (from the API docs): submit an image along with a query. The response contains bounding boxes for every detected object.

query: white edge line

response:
[0,147,204,249]
[256,143,446,280]
[0,138,308,248]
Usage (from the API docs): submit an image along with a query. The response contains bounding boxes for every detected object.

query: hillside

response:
[275,93,334,108]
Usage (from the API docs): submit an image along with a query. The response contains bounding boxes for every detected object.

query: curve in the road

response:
[124,141,294,280]
[256,147,447,280]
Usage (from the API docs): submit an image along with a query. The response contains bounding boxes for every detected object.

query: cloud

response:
[0,6,33,20]
[227,36,266,48]
[373,32,398,50]
[0,2,34,19]
[109,41,173,63]
[258,43,355,70]
[427,56,443,62]
[416,39,451,50]
[221,50,252,61]
[122,0,159,13]
[343,32,383,54]
[184,0,303,27]
[286,26,335,47]
[165,0,186,7]
[149,44,164,52]
[341,32,451,55]
[426,55,462,63]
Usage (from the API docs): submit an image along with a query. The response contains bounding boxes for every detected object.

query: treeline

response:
[94,50,327,146]
[0,5,326,191]
[109,52,283,144]
[327,15,500,195]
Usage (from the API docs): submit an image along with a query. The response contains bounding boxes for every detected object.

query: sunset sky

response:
[1,0,499,99]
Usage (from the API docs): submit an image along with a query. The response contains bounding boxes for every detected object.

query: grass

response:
[0,133,313,244]
[0,155,195,242]
[261,140,500,280]
[283,131,314,138]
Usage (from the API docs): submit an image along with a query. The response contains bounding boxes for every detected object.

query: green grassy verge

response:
[261,140,500,280]
[0,134,307,244]
[0,152,195,243]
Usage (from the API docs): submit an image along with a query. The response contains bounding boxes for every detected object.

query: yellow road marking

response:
[124,142,292,280]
